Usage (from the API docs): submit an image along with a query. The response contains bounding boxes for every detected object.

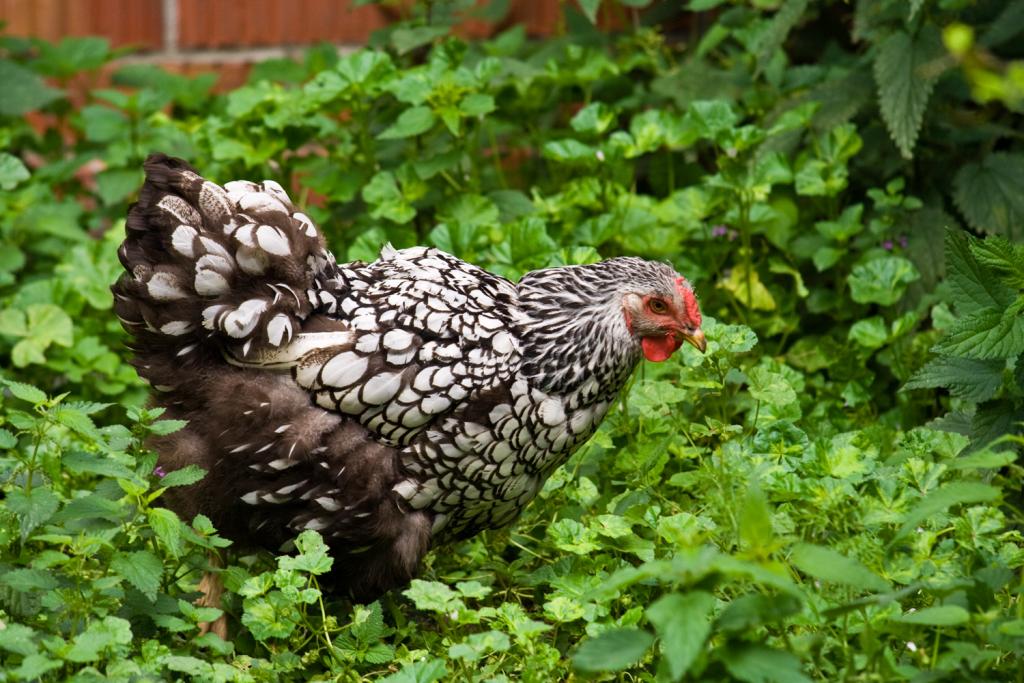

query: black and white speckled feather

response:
[112,154,704,599]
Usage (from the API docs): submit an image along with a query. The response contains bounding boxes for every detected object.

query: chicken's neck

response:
[515,261,642,404]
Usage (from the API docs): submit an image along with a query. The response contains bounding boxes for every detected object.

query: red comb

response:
[675,277,701,326]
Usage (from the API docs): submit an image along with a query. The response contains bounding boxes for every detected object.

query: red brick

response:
[0,0,162,49]
[176,0,387,48]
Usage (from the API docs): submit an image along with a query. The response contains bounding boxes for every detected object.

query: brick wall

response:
[0,0,562,89]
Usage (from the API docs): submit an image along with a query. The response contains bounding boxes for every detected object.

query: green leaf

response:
[646,591,715,680]
[932,309,1024,360]
[0,59,63,116]
[6,487,60,540]
[945,229,1015,311]
[0,153,30,190]
[571,102,616,135]
[848,316,889,349]
[953,153,1024,240]
[3,379,48,404]
[379,659,448,683]
[110,550,164,601]
[896,482,1001,539]
[578,0,601,24]
[790,543,888,592]
[378,106,436,139]
[65,616,132,663]
[904,356,1005,402]
[847,256,919,305]
[95,168,141,206]
[873,28,942,159]
[747,367,797,406]
[159,464,207,488]
[0,623,38,656]
[10,304,74,367]
[363,171,415,224]
[403,579,466,613]
[279,530,334,575]
[722,644,812,683]
[756,0,810,73]
[148,507,185,557]
[390,26,449,54]
[892,605,970,626]
[572,627,654,672]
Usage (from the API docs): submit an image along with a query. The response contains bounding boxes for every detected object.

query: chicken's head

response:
[622,272,705,362]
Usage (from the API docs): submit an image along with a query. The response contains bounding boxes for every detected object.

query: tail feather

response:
[112,153,335,393]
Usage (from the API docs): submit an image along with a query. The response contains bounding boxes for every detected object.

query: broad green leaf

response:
[931,309,1024,360]
[892,605,970,626]
[873,28,942,159]
[848,256,919,305]
[790,543,888,592]
[403,580,466,613]
[646,591,715,680]
[96,168,141,206]
[110,550,163,601]
[81,104,129,142]
[953,153,1024,240]
[363,171,415,224]
[747,367,797,406]
[378,106,436,140]
[0,152,30,190]
[722,644,812,683]
[0,59,62,116]
[64,616,132,663]
[390,26,449,54]
[379,659,448,683]
[896,482,1001,539]
[572,627,654,672]
[904,356,1005,402]
[849,316,888,349]
[279,530,334,575]
[572,102,616,135]
[720,264,776,310]
[0,623,38,656]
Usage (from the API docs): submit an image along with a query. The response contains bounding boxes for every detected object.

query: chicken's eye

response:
[648,299,668,314]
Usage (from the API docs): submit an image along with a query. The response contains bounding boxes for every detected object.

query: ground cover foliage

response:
[1,0,1023,680]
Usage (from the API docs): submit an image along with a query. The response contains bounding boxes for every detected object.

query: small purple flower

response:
[711,225,728,238]
[899,235,908,248]
[882,240,894,251]
[153,466,167,478]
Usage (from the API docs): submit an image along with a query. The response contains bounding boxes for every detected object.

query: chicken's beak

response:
[681,329,707,354]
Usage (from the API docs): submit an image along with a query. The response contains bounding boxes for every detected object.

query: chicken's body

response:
[113,155,705,599]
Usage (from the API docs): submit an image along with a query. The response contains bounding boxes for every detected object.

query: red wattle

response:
[641,335,680,362]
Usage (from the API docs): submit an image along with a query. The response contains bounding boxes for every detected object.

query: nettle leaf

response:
[945,229,1015,311]
[873,27,943,159]
[932,309,1024,360]
[110,550,163,601]
[790,543,888,592]
[904,356,1005,403]
[847,256,919,305]
[64,616,132,663]
[3,379,48,405]
[954,153,1024,240]
[646,591,715,680]
[6,487,60,540]
[159,464,206,488]
[970,236,1024,288]
[572,627,654,672]
[756,0,810,73]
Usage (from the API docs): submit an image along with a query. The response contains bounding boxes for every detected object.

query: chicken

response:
[112,154,706,600]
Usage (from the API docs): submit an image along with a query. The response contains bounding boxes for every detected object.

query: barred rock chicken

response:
[112,154,706,600]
